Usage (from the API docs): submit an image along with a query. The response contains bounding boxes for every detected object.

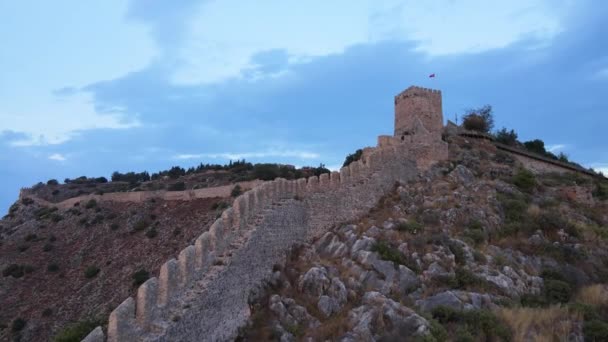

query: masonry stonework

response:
[394,86,443,140]
[82,85,449,342]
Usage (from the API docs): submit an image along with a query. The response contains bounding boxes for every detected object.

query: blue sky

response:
[1,0,607,213]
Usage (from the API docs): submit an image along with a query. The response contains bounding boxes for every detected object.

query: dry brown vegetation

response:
[498,306,581,342]
[576,284,608,308]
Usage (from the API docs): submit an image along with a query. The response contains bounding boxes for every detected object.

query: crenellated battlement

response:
[395,86,442,102]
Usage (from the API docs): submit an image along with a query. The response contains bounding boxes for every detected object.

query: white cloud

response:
[589,163,608,175]
[48,153,67,161]
[174,150,320,160]
[0,1,154,146]
[168,0,570,85]
[546,144,567,153]
[0,92,140,146]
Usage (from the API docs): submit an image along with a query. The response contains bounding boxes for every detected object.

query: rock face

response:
[342,292,430,341]
[240,135,606,342]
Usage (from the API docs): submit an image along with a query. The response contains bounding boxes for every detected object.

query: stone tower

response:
[394,86,443,140]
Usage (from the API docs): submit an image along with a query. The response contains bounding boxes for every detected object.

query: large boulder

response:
[341,292,430,341]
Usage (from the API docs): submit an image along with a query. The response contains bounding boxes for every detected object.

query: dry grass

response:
[527,204,542,217]
[498,306,581,342]
[576,284,608,307]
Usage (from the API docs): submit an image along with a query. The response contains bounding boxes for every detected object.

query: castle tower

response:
[394,86,443,140]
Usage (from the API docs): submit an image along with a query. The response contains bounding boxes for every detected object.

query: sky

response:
[1,0,607,214]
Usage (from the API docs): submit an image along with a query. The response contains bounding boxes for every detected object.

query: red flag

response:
[429,73,436,78]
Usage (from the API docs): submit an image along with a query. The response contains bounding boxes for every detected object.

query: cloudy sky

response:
[1,0,607,213]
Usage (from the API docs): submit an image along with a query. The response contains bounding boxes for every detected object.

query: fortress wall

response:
[30,180,263,210]
[509,152,571,175]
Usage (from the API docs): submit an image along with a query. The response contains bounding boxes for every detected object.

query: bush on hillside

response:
[512,169,536,193]
[132,269,150,286]
[84,266,100,279]
[494,127,518,145]
[168,182,186,191]
[343,149,363,167]
[53,320,99,342]
[11,318,26,332]
[593,182,608,201]
[462,105,494,133]
[231,185,242,197]
[371,241,405,266]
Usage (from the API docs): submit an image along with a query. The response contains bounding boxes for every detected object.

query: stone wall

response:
[83,136,448,342]
[394,86,443,140]
[20,180,262,209]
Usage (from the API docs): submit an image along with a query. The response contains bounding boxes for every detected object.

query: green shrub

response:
[473,250,487,264]
[43,243,54,252]
[47,263,59,272]
[168,182,186,191]
[84,266,100,279]
[455,268,483,288]
[3,264,24,278]
[372,241,405,266]
[110,223,119,230]
[231,184,242,197]
[9,203,19,214]
[512,169,536,193]
[21,197,34,205]
[53,320,99,342]
[84,199,97,209]
[431,307,511,341]
[524,139,548,155]
[593,182,608,201]
[24,233,37,241]
[520,293,546,307]
[50,213,63,223]
[494,128,518,146]
[34,206,59,220]
[464,229,486,245]
[584,320,608,341]
[145,228,158,238]
[426,319,448,342]
[454,327,475,342]
[133,219,148,232]
[11,318,26,332]
[42,308,53,317]
[211,202,229,210]
[91,214,104,225]
[343,149,363,167]
[544,279,572,304]
[396,220,423,234]
[47,179,59,185]
[498,195,528,223]
[132,269,150,286]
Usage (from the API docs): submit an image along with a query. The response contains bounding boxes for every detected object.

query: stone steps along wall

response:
[82,139,445,342]
[19,180,262,210]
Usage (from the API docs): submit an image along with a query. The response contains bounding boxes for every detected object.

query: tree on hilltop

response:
[462,105,494,133]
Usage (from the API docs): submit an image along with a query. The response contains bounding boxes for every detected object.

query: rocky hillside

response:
[239,137,608,341]
[0,195,228,341]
